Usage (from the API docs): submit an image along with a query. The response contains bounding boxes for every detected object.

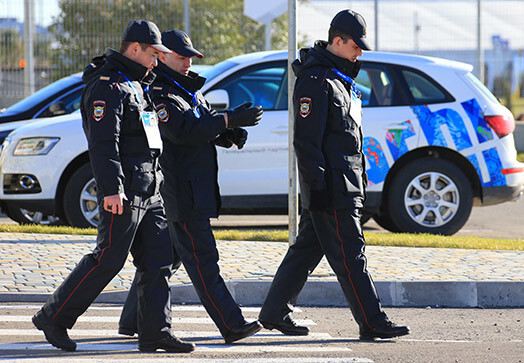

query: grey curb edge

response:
[1,280,523,307]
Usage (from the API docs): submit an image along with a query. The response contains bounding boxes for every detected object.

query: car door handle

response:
[271,126,288,134]
[385,123,409,130]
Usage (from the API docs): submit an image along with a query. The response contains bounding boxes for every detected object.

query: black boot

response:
[139,333,195,353]
[259,316,309,336]
[224,320,262,344]
[359,321,410,340]
[32,310,77,351]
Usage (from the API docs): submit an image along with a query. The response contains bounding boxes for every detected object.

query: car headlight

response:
[13,137,60,156]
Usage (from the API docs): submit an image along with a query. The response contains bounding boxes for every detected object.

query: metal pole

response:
[265,21,271,50]
[184,0,190,35]
[477,0,485,83]
[288,0,298,245]
[374,0,378,51]
[414,11,420,55]
[23,0,35,96]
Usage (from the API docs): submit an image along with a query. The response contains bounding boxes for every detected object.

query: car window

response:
[216,63,287,110]
[39,86,83,118]
[402,69,448,104]
[2,75,82,116]
[356,65,394,107]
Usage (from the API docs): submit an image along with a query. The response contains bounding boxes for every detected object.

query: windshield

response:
[199,59,239,82]
[1,75,82,116]
[466,72,500,105]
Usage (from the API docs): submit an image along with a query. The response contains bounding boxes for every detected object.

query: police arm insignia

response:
[299,97,312,118]
[155,103,169,123]
[92,100,106,121]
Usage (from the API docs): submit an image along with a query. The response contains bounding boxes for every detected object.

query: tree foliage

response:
[48,0,289,80]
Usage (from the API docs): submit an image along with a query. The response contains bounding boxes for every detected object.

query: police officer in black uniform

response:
[32,20,194,353]
[259,10,410,340]
[118,30,263,344]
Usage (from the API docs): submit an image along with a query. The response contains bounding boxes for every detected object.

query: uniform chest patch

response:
[92,100,106,121]
[155,103,169,122]
[299,97,312,118]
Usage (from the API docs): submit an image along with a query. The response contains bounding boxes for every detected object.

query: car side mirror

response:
[47,102,66,116]
[205,89,229,111]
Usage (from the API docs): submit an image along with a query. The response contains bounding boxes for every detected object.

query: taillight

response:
[484,114,515,138]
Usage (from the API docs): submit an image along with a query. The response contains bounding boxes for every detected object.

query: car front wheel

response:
[387,157,473,235]
[63,163,100,228]
[4,204,62,225]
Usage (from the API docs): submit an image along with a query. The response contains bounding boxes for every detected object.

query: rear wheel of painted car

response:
[63,163,100,228]
[5,204,62,225]
[388,157,473,235]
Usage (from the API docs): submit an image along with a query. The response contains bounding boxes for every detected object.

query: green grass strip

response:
[0,223,522,251]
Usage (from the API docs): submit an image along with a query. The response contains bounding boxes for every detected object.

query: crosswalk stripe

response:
[0,342,354,353]
[0,359,372,363]
[0,305,299,313]
[0,329,332,339]
[1,316,316,326]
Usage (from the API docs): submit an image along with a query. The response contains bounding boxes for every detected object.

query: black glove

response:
[229,128,248,150]
[226,104,263,129]
[308,188,330,211]
[213,132,234,148]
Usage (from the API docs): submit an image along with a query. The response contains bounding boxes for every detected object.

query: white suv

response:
[1,50,522,235]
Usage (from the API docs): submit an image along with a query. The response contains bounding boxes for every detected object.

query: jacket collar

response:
[312,40,361,79]
[155,62,206,93]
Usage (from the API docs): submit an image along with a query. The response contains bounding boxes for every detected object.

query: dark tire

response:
[387,157,473,235]
[373,213,401,233]
[63,163,99,228]
[4,204,62,225]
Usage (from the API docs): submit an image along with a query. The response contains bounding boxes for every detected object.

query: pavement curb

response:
[2,280,523,307]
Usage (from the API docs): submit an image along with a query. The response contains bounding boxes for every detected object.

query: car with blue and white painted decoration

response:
[0,51,522,235]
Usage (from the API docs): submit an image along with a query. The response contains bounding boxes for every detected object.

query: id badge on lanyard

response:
[141,111,163,149]
[349,89,362,126]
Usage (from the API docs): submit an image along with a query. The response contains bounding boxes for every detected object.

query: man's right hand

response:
[104,193,128,215]
[226,104,263,129]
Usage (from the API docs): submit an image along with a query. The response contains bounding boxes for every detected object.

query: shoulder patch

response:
[299,97,312,118]
[99,76,110,81]
[92,100,106,121]
[155,103,169,123]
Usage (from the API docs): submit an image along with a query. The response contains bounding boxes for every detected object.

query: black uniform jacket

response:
[81,49,162,200]
[149,62,229,221]
[292,40,367,210]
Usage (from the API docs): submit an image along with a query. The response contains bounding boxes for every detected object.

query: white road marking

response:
[1,316,316,326]
[0,329,332,339]
[0,305,291,313]
[0,342,353,353]
[0,358,371,363]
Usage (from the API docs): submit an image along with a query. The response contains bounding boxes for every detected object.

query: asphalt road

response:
[211,199,524,239]
[0,303,522,362]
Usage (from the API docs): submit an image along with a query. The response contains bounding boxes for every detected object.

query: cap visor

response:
[354,37,372,51]
[178,46,204,59]
[150,44,172,53]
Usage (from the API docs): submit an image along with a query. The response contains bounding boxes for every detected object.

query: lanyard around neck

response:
[163,73,198,107]
[332,68,360,97]
[118,71,143,107]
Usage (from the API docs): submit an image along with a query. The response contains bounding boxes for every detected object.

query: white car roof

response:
[223,49,473,73]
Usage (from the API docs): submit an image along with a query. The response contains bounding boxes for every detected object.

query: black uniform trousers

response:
[41,193,174,342]
[171,219,244,336]
[259,207,388,331]
[119,218,244,337]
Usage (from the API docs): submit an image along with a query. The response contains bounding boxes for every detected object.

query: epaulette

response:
[99,76,110,81]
